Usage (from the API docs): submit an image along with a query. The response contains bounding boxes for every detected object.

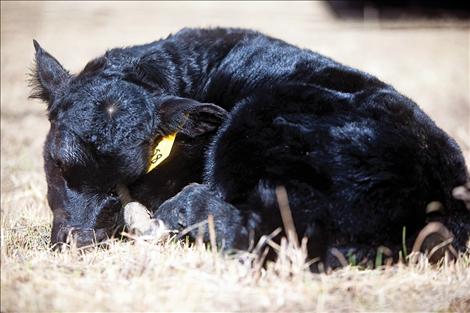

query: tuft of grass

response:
[402,226,408,261]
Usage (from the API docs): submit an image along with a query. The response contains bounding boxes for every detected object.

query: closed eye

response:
[107,186,118,198]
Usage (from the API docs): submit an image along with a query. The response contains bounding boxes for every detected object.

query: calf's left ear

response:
[157,96,228,137]
[29,40,71,103]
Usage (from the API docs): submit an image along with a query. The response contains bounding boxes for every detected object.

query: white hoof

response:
[123,202,169,240]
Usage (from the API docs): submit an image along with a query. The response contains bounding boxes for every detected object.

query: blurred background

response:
[1,1,469,196]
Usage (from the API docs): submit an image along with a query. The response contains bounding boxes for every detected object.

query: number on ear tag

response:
[147,133,177,173]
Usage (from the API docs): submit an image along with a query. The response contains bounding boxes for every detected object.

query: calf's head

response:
[29,41,227,247]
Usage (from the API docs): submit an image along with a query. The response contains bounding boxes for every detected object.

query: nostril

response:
[53,227,109,248]
[74,231,95,247]
[73,228,109,247]
[51,226,70,250]
[57,225,73,242]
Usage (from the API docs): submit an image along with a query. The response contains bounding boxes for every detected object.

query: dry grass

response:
[1,2,470,312]
[2,210,470,312]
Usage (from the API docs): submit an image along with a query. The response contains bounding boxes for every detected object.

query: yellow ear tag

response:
[147,133,177,173]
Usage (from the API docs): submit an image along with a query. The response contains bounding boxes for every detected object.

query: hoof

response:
[123,202,170,240]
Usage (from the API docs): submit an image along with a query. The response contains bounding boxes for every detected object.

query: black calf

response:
[30,28,469,265]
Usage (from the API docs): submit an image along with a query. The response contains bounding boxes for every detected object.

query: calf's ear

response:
[29,40,70,103]
[157,96,228,137]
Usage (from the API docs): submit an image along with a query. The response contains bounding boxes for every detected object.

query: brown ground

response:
[1,2,469,312]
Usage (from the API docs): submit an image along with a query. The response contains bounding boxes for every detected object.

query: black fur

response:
[30,28,469,266]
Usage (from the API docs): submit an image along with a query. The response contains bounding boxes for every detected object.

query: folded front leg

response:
[154,183,258,250]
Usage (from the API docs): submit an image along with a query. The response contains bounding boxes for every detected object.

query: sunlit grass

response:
[2,190,470,312]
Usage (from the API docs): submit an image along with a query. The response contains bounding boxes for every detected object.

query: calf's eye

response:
[107,186,118,198]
